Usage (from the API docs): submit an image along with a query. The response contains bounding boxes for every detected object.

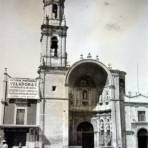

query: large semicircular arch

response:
[65,59,113,87]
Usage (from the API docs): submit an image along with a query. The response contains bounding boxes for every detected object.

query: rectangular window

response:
[16,108,25,125]
[138,111,146,122]
[52,86,56,91]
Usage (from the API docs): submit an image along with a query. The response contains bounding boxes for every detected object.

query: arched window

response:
[52,4,58,19]
[51,36,58,57]
[80,79,87,87]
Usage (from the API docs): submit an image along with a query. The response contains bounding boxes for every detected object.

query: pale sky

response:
[0,0,148,97]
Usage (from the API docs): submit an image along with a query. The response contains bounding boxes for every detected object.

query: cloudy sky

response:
[0,0,148,96]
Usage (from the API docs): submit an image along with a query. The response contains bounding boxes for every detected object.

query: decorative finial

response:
[80,54,83,60]
[96,55,99,60]
[4,68,7,74]
[87,53,92,58]
[128,91,132,97]
[45,16,49,25]
[63,15,66,26]
[42,58,45,67]
[108,63,112,69]
[61,15,66,26]
[4,68,8,79]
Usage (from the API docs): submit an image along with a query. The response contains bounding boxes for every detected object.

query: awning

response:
[0,124,40,129]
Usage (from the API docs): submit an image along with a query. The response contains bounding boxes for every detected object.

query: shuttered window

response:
[138,111,146,122]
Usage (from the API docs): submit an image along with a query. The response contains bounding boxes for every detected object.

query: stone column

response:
[91,117,99,148]
[96,118,100,148]
[94,131,99,148]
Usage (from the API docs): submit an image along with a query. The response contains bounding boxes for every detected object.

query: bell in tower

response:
[40,0,68,68]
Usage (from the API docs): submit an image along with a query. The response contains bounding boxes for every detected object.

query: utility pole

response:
[137,64,140,94]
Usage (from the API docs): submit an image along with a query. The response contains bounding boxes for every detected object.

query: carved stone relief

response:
[98,114,112,146]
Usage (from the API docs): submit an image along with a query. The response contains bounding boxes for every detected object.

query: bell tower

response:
[38,1,69,148]
[40,0,68,68]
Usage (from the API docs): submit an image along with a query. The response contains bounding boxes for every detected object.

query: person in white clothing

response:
[1,140,8,148]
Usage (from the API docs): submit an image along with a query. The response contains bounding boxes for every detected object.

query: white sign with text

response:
[7,78,39,99]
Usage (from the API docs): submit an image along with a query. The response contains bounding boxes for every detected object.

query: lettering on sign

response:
[7,78,39,99]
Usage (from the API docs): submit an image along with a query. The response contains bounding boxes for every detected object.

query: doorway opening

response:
[77,122,94,148]
[138,128,148,148]
[4,128,28,148]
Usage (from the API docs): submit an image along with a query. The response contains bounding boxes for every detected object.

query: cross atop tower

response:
[40,0,68,69]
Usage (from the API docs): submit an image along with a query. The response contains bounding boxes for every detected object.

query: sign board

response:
[7,78,39,99]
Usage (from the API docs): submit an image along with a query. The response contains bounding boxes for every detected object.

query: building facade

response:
[0,70,40,148]
[0,0,148,148]
[125,94,148,148]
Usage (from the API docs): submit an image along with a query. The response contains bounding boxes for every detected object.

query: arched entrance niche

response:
[66,59,113,147]
[65,59,113,108]
[77,122,94,148]
[66,59,113,86]
[138,128,148,148]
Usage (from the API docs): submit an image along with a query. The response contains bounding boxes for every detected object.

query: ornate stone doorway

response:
[77,122,94,148]
[138,129,148,148]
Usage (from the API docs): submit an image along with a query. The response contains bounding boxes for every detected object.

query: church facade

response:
[0,0,148,148]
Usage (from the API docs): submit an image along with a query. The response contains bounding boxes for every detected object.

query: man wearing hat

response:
[2,140,8,148]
